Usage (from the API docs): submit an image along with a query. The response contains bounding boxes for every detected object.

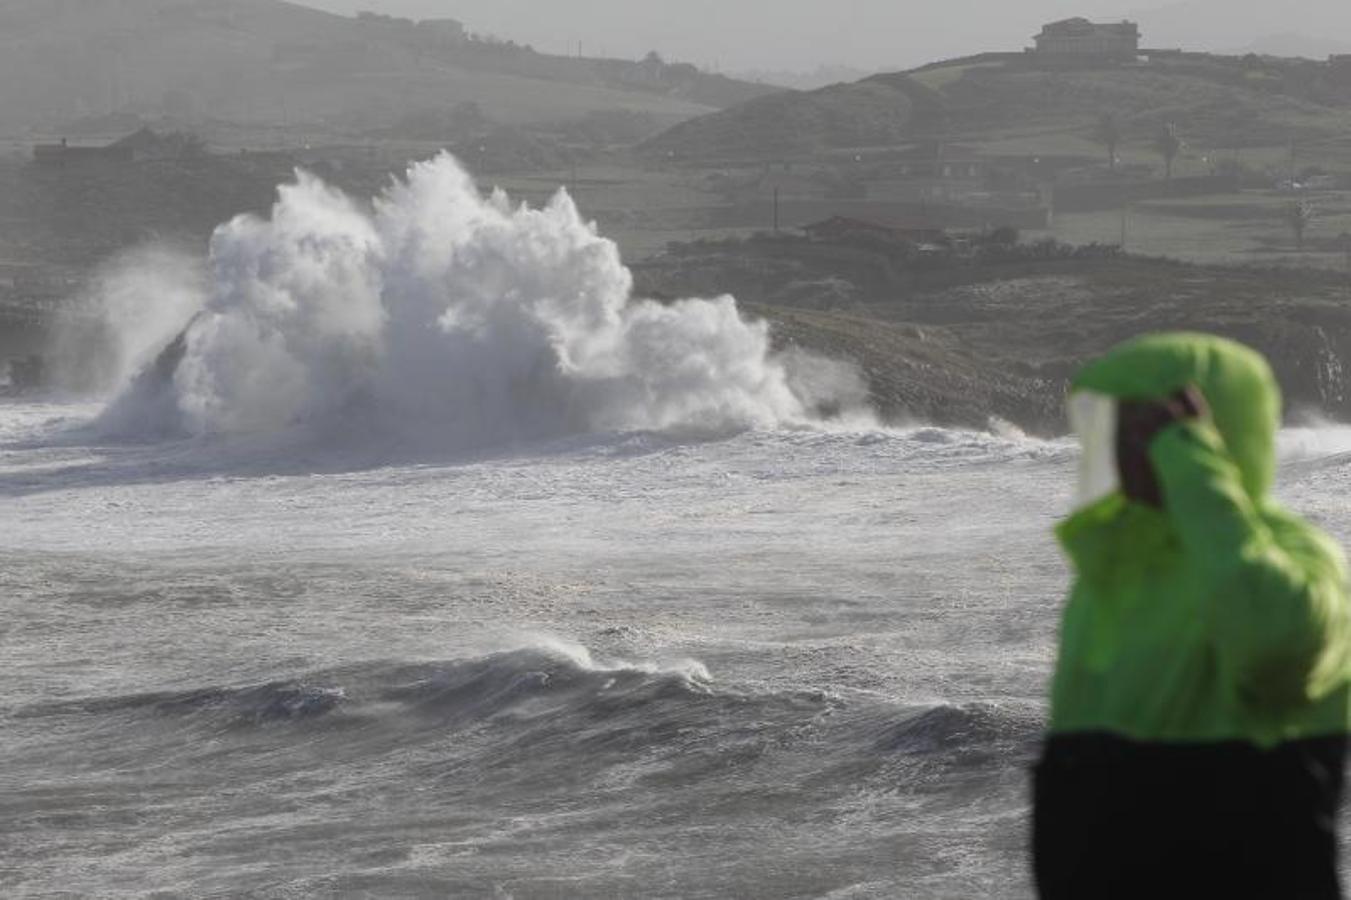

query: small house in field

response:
[1032,19,1140,61]
[32,138,133,166]
[33,129,204,166]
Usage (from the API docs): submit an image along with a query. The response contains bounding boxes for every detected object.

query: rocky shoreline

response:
[636,243,1351,434]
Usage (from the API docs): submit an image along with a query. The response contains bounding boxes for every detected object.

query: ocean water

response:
[8,154,1351,898]
[2,404,1071,898]
[9,409,1351,899]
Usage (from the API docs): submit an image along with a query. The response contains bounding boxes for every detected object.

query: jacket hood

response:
[1070,333,1280,501]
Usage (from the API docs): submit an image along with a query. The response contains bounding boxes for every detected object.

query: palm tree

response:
[1154,123,1183,180]
[1093,113,1121,172]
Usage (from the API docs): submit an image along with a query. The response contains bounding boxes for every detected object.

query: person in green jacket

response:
[1034,333,1351,899]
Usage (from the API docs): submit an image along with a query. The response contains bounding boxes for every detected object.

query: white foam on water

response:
[503,631,713,685]
[1279,422,1351,462]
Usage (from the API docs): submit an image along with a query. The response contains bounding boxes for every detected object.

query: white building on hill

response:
[1032,19,1140,60]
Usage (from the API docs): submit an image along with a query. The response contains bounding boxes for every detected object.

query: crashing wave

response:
[96,153,870,447]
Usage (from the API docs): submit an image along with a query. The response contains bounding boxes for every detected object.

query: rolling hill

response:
[0,0,776,136]
[643,51,1351,161]
[642,74,947,160]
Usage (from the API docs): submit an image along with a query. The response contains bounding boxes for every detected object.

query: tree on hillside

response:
[1154,123,1183,180]
[1287,199,1316,251]
[1093,113,1121,172]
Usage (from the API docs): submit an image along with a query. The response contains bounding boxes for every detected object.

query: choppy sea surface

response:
[6,399,1351,898]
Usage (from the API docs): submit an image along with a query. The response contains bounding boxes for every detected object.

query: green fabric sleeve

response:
[1149,421,1350,713]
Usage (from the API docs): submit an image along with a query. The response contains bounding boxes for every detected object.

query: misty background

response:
[299,0,1351,74]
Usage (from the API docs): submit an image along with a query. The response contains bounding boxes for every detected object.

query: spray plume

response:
[101,153,870,447]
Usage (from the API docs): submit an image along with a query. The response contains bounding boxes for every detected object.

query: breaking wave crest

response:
[98,153,870,447]
[15,641,1038,771]
[14,642,719,731]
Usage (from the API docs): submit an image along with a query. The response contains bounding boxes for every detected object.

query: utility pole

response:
[1120,202,1129,251]
[772,187,780,234]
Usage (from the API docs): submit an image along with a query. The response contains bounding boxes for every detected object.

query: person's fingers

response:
[1162,385,1207,421]
[1180,384,1209,419]
[1160,396,1190,421]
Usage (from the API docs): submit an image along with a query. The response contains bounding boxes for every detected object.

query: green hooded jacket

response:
[1051,332,1351,747]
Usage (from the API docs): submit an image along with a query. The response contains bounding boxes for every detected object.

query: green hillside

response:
[644,52,1351,161]
[642,76,945,161]
[932,61,1351,145]
[0,0,775,136]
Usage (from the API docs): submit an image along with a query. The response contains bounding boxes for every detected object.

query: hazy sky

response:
[294,0,1351,72]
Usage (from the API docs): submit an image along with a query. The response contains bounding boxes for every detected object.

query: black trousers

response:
[1033,733,1347,899]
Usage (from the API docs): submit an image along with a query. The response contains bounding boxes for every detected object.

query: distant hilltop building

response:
[1033,18,1141,60]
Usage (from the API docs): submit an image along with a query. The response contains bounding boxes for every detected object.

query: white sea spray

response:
[99,153,871,447]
